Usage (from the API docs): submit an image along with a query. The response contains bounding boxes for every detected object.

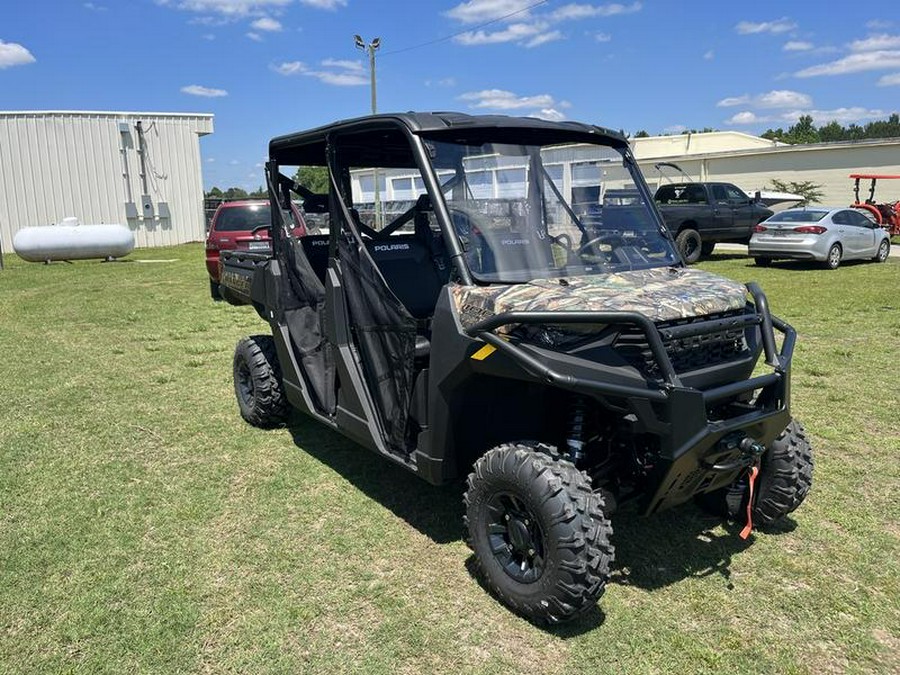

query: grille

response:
[615,310,748,377]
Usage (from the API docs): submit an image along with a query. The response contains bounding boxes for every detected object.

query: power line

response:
[380,0,552,57]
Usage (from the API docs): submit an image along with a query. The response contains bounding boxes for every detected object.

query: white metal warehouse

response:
[632,131,900,205]
[0,110,213,254]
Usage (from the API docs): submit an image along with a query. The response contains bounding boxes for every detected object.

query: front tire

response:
[700,241,716,257]
[873,239,890,263]
[233,335,289,428]
[696,420,814,527]
[754,256,772,267]
[464,442,614,624]
[676,228,702,264]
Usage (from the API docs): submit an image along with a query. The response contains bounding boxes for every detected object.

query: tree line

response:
[632,114,900,144]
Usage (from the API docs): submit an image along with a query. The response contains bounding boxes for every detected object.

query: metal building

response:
[633,132,900,205]
[0,110,213,254]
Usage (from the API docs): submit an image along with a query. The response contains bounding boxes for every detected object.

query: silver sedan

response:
[749,207,891,269]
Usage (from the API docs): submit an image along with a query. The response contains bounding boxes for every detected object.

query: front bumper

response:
[464,282,795,514]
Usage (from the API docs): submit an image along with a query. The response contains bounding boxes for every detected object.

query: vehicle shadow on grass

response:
[286,415,465,545]
[285,415,797,636]
[608,503,797,592]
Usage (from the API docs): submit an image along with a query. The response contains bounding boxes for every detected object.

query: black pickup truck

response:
[654,182,773,263]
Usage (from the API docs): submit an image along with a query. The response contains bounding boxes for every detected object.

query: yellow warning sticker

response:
[470,344,497,361]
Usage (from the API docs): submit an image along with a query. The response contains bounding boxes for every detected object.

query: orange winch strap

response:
[740,465,760,540]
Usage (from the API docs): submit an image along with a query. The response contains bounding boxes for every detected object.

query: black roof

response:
[269,111,628,166]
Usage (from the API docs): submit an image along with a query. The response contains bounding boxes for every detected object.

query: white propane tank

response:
[13,218,135,262]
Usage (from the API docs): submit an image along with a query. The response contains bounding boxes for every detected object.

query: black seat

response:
[299,234,330,281]
[365,234,446,321]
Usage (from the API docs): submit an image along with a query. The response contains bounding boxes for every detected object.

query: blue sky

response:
[1,0,899,190]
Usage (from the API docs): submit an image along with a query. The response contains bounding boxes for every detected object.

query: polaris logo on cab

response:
[373,243,411,252]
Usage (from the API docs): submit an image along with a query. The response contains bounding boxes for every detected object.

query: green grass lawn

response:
[1,245,898,674]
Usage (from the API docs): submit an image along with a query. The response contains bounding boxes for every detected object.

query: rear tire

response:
[210,279,222,301]
[233,335,289,428]
[824,243,842,270]
[464,442,614,624]
[676,228,702,264]
[754,257,772,267]
[696,420,814,526]
[873,239,890,263]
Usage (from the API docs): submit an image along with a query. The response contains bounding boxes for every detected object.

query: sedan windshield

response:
[424,138,679,283]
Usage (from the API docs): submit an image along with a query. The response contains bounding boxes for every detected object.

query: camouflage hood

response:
[452,267,747,333]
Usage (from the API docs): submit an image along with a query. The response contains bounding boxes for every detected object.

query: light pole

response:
[355,34,382,227]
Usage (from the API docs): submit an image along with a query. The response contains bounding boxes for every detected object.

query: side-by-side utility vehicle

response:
[220,113,813,623]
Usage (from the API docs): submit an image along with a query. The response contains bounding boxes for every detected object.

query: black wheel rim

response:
[485,492,545,583]
[682,235,699,259]
[237,358,254,403]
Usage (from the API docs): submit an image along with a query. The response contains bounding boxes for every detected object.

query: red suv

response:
[205,199,307,299]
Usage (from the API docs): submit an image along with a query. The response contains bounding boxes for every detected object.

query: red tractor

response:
[850,174,900,236]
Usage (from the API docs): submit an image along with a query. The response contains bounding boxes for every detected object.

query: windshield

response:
[424,138,679,283]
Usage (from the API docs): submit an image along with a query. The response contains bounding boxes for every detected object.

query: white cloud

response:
[663,124,688,134]
[456,21,549,46]
[300,0,346,8]
[272,60,306,75]
[877,72,900,86]
[718,90,812,109]
[727,111,759,124]
[446,0,535,24]
[796,50,900,76]
[735,17,796,35]
[849,34,900,51]
[450,1,641,48]
[595,32,612,43]
[251,16,282,31]
[783,41,813,51]
[459,89,571,121]
[181,84,228,97]
[84,2,107,10]
[202,33,215,40]
[757,90,813,108]
[271,58,367,85]
[865,20,893,31]
[246,32,262,41]
[0,40,35,68]
[533,108,566,121]
[525,30,563,48]
[459,89,558,110]
[424,77,457,87]
[727,107,888,126]
[703,49,714,60]
[717,95,751,107]
[156,0,292,17]
[550,2,642,21]
[206,157,216,163]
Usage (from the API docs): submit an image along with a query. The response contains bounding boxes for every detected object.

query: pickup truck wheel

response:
[464,442,614,624]
[695,420,814,527]
[700,241,716,257]
[754,257,772,267]
[210,280,222,301]
[675,228,702,264]
[233,335,289,428]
